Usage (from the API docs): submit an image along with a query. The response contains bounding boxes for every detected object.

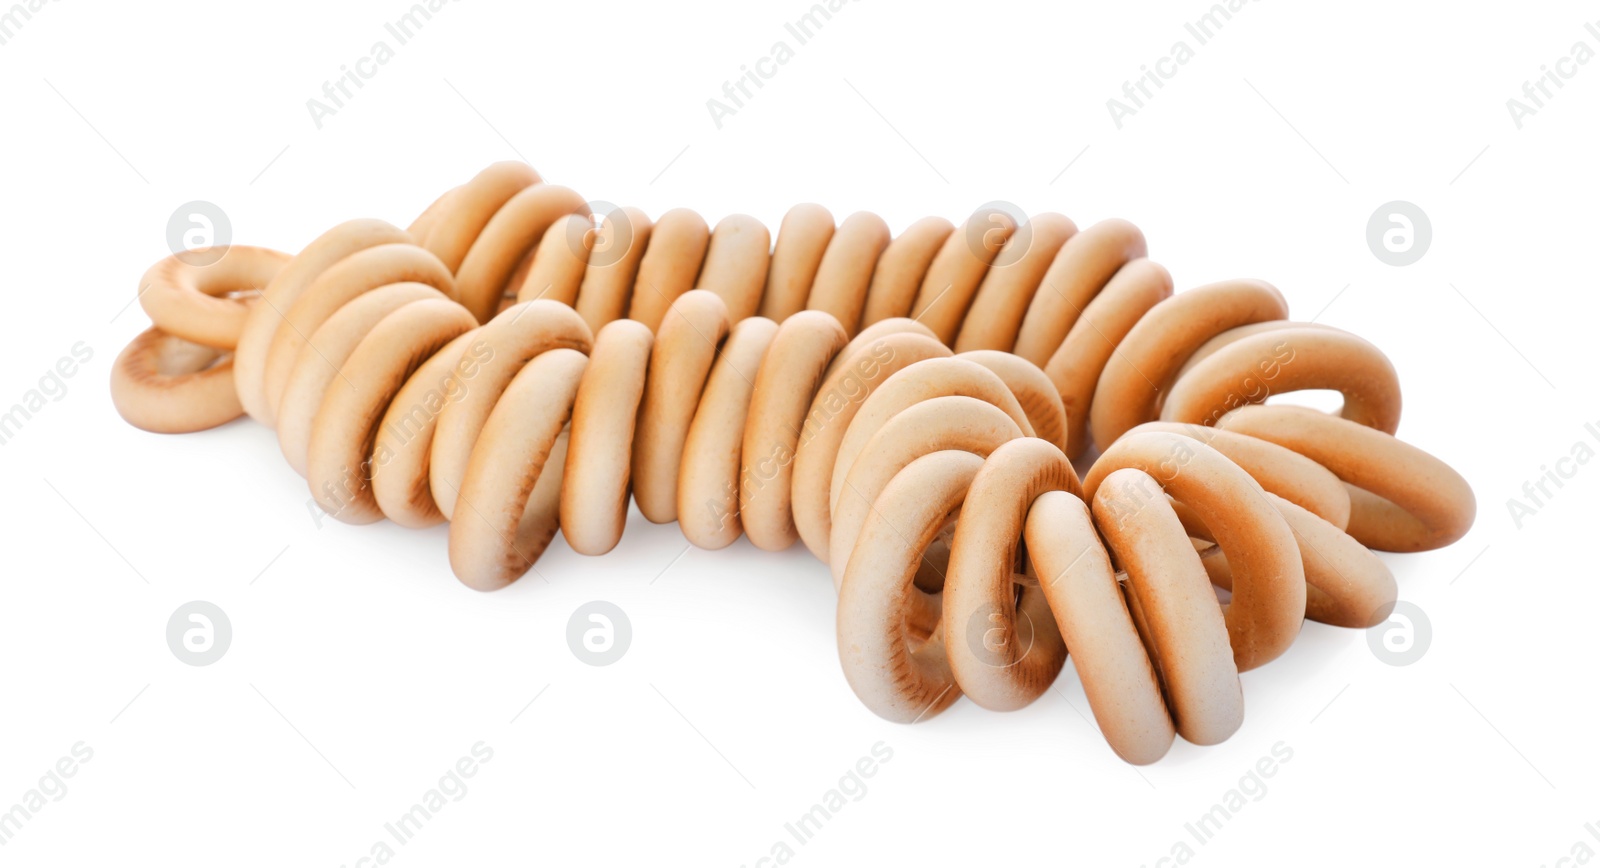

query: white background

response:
[1,0,1596,865]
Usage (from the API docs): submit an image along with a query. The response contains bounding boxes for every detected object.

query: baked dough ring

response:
[1025,488,1173,765]
[820,316,938,382]
[699,214,770,323]
[431,300,593,521]
[416,161,541,274]
[909,207,1019,344]
[114,246,293,433]
[1162,324,1402,434]
[944,437,1079,711]
[1082,430,1306,672]
[449,347,587,591]
[262,243,457,417]
[1091,467,1243,746]
[861,216,952,328]
[574,206,653,332]
[1012,218,1148,367]
[761,204,834,323]
[454,183,586,323]
[107,158,1486,765]
[1192,495,1398,628]
[370,328,486,529]
[632,290,730,524]
[678,316,780,549]
[1117,422,1392,626]
[1088,278,1288,450]
[954,213,1076,354]
[1043,256,1174,457]
[628,208,710,331]
[137,246,290,350]
[956,350,1068,453]
[560,319,654,555]
[740,311,852,551]
[1218,404,1475,551]
[277,283,449,477]
[829,356,1035,525]
[516,213,591,309]
[790,330,952,560]
[837,450,983,723]
[1121,420,1351,529]
[829,395,1025,589]
[110,328,243,434]
[234,218,415,425]
[306,297,478,524]
[808,211,891,335]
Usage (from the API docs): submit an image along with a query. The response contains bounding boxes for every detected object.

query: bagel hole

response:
[1194,542,1234,605]
[154,335,228,376]
[912,510,963,594]
[1170,503,1243,603]
[1013,537,1039,589]
[1168,497,1215,545]
[900,583,943,645]
[1264,388,1344,415]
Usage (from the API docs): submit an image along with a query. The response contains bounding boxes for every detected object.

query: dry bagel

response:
[107,160,1480,765]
